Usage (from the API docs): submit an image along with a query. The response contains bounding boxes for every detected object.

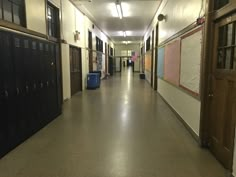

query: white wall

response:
[115,44,140,72]
[158,79,201,134]
[25,0,46,34]
[61,44,71,100]
[158,0,205,43]
[143,0,205,135]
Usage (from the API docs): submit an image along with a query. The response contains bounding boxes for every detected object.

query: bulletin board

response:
[157,47,165,78]
[145,51,152,72]
[164,39,181,86]
[180,28,202,95]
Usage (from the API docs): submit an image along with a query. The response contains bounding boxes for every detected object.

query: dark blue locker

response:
[31,40,42,131]
[13,35,30,142]
[1,32,19,150]
[87,73,100,89]
[0,32,9,157]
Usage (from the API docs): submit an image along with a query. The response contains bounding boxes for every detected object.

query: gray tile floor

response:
[0,68,227,177]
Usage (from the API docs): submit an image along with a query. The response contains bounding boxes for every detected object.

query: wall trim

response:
[159,21,198,47]
[0,20,47,39]
[158,92,200,144]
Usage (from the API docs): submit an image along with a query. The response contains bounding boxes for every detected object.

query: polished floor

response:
[0,68,227,177]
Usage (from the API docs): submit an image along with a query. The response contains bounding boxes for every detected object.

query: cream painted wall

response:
[49,0,61,7]
[115,44,140,56]
[25,0,46,34]
[158,79,201,135]
[115,44,140,72]
[61,43,71,100]
[58,0,113,100]
[158,0,205,43]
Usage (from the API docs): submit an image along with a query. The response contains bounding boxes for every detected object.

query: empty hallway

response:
[0,69,226,177]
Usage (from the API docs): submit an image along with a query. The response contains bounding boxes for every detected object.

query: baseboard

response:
[63,98,69,102]
[158,92,200,144]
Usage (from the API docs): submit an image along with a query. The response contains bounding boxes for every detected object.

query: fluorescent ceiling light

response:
[116,2,123,19]
[123,31,126,37]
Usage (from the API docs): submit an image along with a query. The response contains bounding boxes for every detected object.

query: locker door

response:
[44,42,53,123]
[49,43,58,118]
[0,31,8,157]
[22,38,33,135]
[31,40,41,131]
[13,35,27,142]
[39,41,49,125]
[55,44,62,112]
[2,32,18,149]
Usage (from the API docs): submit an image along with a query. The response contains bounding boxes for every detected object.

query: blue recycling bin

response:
[87,73,100,89]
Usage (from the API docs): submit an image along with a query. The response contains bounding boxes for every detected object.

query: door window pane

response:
[0,0,2,19]
[214,0,229,10]
[227,24,233,46]
[3,0,12,22]
[47,3,59,38]
[217,49,225,69]
[1,0,25,26]
[218,26,226,47]
[13,4,20,24]
[233,47,236,70]
[225,48,232,69]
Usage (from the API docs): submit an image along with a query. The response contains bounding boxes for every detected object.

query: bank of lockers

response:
[0,30,62,157]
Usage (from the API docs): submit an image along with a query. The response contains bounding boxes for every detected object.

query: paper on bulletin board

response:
[164,39,181,86]
[180,28,202,95]
[157,47,165,78]
[145,51,152,72]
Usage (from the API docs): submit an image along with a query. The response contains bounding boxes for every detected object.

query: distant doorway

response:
[70,46,82,96]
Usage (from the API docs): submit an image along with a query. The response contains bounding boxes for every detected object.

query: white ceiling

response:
[71,0,161,44]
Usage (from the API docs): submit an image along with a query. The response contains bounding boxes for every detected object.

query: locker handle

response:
[16,88,20,96]
[46,81,49,87]
[40,83,44,88]
[26,86,29,93]
[33,83,37,89]
[4,90,8,98]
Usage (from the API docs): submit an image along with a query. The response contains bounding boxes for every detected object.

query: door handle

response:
[16,88,20,96]
[208,94,214,98]
[4,90,8,98]
[26,85,29,93]
[33,83,37,90]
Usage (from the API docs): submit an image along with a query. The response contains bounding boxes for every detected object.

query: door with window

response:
[209,14,236,170]
[88,31,93,72]
[70,46,82,96]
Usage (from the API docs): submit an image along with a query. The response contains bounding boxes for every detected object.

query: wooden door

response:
[70,46,82,96]
[88,31,93,72]
[105,43,108,74]
[209,15,236,170]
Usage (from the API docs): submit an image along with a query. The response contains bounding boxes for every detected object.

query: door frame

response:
[200,0,236,171]
[154,24,159,90]
[151,30,154,87]
[69,45,82,96]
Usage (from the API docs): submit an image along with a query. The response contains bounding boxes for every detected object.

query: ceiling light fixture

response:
[116,0,123,19]
[123,31,126,37]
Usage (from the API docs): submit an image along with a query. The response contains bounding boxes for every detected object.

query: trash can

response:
[139,73,145,79]
[89,71,101,86]
[87,73,100,89]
